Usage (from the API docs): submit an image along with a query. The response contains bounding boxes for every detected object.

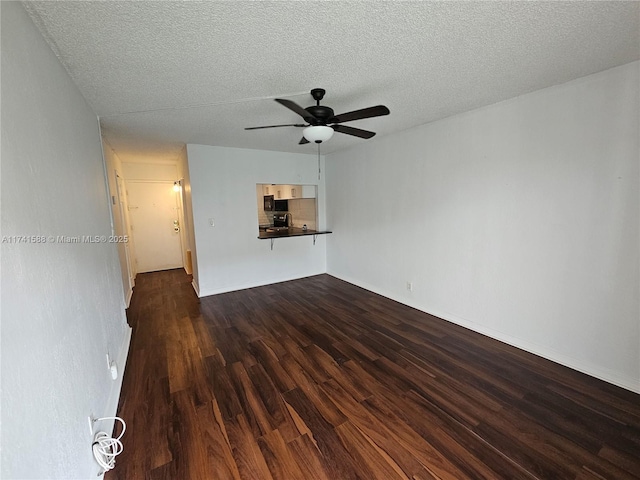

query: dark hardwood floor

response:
[107,269,640,480]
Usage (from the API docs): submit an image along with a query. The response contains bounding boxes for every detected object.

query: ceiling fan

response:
[245,88,390,144]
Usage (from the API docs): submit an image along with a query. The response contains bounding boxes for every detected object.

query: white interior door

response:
[127,181,183,273]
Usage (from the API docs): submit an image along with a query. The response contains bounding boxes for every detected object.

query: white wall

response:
[1,3,131,478]
[122,162,178,181]
[326,62,639,393]
[187,144,326,296]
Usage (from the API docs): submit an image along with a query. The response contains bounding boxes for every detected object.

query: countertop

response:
[258,227,332,239]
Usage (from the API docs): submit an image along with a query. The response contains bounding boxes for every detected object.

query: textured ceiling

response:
[23,1,640,163]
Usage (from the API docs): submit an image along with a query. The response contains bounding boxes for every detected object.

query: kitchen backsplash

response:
[288,198,317,230]
[258,205,271,225]
[258,198,317,230]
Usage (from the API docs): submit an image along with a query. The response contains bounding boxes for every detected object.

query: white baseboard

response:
[327,271,640,394]
[104,325,132,429]
[191,279,200,297]
[426,306,640,394]
[93,324,132,478]
[196,271,326,298]
[124,288,133,309]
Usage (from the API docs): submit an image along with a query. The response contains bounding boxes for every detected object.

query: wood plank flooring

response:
[107,269,640,479]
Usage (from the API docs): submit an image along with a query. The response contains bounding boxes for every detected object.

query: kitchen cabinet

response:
[275,184,294,200]
[264,184,291,198]
[282,185,316,199]
[301,185,316,199]
[261,184,316,200]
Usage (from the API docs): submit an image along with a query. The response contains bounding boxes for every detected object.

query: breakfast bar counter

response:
[258,227,332,249]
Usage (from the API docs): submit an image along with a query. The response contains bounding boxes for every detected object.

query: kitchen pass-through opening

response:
[256,184,318,234]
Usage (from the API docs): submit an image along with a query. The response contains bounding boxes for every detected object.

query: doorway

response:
[126,181,183,273]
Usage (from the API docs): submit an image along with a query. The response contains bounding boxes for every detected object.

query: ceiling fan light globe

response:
[303,125,334,143]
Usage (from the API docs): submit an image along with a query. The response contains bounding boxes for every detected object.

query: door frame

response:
[176,178,191,273]
[114,172,135,305]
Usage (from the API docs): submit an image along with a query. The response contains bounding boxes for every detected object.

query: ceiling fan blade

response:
[330,105,390,124]
[298,137,310,145]
[245,124,306,130]
[332,124,376,139]
[275,98,316,121]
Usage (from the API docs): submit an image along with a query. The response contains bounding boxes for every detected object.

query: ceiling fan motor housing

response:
[304,105,335,125]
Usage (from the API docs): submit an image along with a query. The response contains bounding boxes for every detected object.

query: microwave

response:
[274,199,289,212]
[263,195,274,211]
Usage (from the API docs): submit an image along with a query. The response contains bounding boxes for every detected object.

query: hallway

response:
[108,270,640,479]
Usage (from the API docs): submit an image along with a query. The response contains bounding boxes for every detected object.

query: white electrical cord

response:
[92,416,126,472]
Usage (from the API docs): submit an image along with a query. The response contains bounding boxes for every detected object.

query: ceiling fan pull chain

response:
[318,144,321,180]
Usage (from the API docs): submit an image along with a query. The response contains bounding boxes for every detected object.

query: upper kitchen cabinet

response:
[263,184,283,197]
[263,184,279,196]
[263,184,315,200]
[275,184,289,199]
[301,185,316,199]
